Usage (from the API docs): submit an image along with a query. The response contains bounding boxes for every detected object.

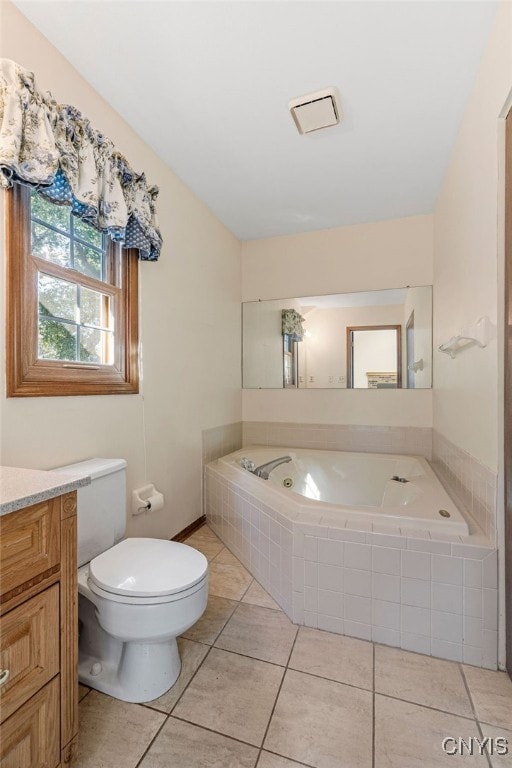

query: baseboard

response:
[172,515,206,542]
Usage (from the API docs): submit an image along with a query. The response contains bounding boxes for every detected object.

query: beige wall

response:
[433,1,512,472]
[302,304,403,389]
[0,2,242,538]
[243,297,303,388]
[403,286,433,389]
[242,214,433,425]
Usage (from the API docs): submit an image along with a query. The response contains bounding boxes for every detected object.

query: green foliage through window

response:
[31,190,113,364]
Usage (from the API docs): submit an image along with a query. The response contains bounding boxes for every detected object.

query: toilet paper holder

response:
[132,484,164,516]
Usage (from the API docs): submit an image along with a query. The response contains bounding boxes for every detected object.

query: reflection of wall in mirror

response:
[402,287,432,388]
[243,298,303,388]
[353,329,398,387]
[300,304,403,388]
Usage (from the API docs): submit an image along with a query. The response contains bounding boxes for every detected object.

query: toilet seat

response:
[85,570,208,605]
[88,538,208,600]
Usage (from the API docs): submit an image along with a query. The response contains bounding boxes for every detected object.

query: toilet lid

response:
[88,538,208,598]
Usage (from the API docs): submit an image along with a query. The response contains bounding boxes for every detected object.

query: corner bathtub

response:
[217,446,469,536]
[205,447,499,667]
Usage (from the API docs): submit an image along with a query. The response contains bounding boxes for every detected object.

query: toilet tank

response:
[54,458,127,567]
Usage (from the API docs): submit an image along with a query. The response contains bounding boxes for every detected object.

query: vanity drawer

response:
[0,499,60,601]
[0,676,60,768]
[0,585,60,723]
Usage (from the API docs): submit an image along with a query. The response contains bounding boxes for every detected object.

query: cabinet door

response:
[0,585,59,723]
[0,499,60,600]
[0,677,60,768]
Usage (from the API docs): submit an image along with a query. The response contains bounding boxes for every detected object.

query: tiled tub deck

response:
[205,457,499,669]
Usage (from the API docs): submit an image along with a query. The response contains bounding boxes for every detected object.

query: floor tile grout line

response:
[287,655,370,684]
[170,712,265,752]
[285,625,301,668]
[139,643,213,715]
[459,664,493,768]
[208,641,301,672]
[168,642,215,715]
[240,575,256,601]
[171,711,321,768]
[260,747,319,768]
[235,598,289,617]
[139,701,174,715]
[78,686,93,704]
[478,719,512,731]
[459,663,481,721]
[255,622,302,765]
[133,710,170,768]
[183,600,240,648]
[136,643,216,766]
[375,690,481,723]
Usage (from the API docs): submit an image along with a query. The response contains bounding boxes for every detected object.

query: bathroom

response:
[0,0,511,766]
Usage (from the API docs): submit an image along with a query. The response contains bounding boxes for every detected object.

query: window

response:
[283,333,298,388]
[6,184,139,396]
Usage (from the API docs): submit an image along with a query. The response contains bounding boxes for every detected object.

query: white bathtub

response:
[219,446,469,536]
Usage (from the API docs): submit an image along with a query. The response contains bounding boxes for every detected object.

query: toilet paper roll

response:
[145,492,164,513]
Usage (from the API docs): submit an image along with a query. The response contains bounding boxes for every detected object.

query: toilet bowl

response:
[54,458,208,704]
[78,538,208,703]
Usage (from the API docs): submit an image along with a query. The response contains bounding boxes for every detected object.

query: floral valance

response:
[0,58,162,261]
[282,309,305,342]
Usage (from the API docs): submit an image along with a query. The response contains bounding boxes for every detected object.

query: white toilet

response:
[55,458,208,704]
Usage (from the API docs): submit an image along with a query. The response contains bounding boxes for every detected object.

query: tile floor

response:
[76,525,512,768]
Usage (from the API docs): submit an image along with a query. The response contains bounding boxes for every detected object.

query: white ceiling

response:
[14,1,498,241]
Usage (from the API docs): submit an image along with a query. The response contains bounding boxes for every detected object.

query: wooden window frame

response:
[5,185,139,396]
[283,333,299,388]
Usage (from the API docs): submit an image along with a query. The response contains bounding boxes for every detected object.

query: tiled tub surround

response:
[202,423,243,516]
[433,429,497,543]
[243,421,433,461]
[202,422,243,464]
[205,456,499,669]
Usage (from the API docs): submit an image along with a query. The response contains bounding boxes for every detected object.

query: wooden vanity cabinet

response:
[0,492,78,767]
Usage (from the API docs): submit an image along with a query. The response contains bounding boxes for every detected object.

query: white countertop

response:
[0,466,90,516]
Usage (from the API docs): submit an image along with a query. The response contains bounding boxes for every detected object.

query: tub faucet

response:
[251,455,292,480]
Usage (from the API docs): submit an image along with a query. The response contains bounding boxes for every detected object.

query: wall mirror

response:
[242,286,432,389]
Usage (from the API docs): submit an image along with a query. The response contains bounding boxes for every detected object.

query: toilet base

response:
[79,636,181,703]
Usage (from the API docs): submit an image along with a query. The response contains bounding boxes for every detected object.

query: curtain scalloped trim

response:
[0,58,162,261]
[282,309,305,342]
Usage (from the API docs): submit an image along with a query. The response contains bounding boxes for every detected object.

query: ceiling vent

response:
[289,87,341,135]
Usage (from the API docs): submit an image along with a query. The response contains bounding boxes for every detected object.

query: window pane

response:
[32,222,71,267]
[80,327,113,364]
[30,191,70,232]
[38,274,77,322]
[73,217,103,248]
[74,241,102,280]
[81,287,110,328]
[38,317,77,361]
